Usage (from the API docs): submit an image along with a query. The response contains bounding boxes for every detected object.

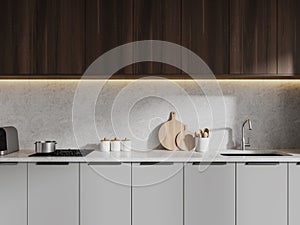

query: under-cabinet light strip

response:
[0,79,299,82]
[0,79,299,83]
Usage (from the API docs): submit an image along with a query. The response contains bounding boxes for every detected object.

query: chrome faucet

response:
[241,119,252,150]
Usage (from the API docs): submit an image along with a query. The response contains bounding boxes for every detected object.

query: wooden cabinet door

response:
[28,163,79,225]
[185,162,235,225]
[37,0,85,74]
[0,0,36,74]
[182,0,229,76]
[278,0,300,75]
[237,162,287,225]
[85,0,133,75]
[230,0,277,74]
[134,0,182,75]
[80,163,131,225]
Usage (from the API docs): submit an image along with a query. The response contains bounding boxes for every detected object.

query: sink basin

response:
[220,150,292,157]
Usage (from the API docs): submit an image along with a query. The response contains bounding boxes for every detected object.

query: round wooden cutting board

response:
[176,126,195,151]
[158,112,184,151]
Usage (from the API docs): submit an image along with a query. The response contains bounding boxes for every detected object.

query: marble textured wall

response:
[0,80,299,151]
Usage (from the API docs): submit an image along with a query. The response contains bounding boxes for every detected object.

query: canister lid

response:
[100,138,110,142]
[111,138,120,142]
[35,141,56,144]
[123,138,130,141]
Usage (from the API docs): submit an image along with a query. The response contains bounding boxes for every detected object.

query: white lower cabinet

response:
[185,162,235,225]
[1,160,293,225]
[80,162,131,225]
[237,162,287,225]
[28,162,79,225]
[289,163,300,225]
[0,163,27,225]
[132,162,183,225]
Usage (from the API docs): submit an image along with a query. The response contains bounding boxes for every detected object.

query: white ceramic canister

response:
[195,137,210,153]
[99,138,110,152]
[110,138,121,152]
[121,138,131,152]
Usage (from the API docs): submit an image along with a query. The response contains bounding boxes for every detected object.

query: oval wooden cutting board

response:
[176,126,195,151]
[158,112,184,151]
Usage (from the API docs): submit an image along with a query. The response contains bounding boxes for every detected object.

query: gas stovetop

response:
[28,149,94,157]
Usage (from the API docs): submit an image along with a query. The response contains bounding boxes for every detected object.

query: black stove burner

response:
[29,149,94,157]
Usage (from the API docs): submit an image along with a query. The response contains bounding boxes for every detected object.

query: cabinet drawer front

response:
[132,162,183,187]
[80,163,131,225]
[185,163,235,225]
[132,163,183,225]
[0,163,27,225]
[237,163,287,225]
[289,163,300,225]
[28,163,79,225]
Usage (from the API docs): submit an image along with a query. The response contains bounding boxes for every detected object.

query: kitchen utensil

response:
[110,138,121,152]
[176,125,195,151]
[0,126,19,155]
[203,128,210,138]
[121,138,131,152]
[34,141,57,153]
[99,138,110,152]
[198,129,204,138]
[158,112,184,151]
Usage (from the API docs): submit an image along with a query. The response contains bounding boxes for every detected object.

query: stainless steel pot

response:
[35,141,57,153]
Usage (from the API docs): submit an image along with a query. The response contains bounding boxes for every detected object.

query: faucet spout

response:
[248,120,252,130]
[241,119,253,150]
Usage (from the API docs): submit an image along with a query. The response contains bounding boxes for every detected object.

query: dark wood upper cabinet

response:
[182,0,229,76]
[278,0,300,75]
[133,0,182,75]
[37,0,85,74]
[1,0,300,78]
[85,0,133,75]
[0,0,37,74]
[230,0,277,74]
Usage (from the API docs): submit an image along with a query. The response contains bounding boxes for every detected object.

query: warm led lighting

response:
[0,79,80,82]
[0,79,299,83]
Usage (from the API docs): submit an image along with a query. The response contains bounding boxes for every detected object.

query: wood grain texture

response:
[278,0,300,74]
[176,126,195,151]
[86,0,133,75]
[0,0,37,74]
[37,0,85,74]
[182,0,229,75]
[134,0,182,75]
[230,0,277,74]
[158,112,184,151]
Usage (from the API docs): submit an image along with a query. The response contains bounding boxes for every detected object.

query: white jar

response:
[195,137,210,153]
[121,138,131,152]
[99,138,110,152]
[110,138,121,152]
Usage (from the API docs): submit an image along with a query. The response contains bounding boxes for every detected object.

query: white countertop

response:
[1,149,300,162]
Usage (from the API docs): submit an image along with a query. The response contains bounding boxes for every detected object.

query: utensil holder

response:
[195,137,210,152]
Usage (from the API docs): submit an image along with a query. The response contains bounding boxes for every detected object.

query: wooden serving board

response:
[176,126,195,151]
[158,112,184,151]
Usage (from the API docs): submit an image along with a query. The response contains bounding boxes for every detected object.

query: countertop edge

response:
[1,149,300,162]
